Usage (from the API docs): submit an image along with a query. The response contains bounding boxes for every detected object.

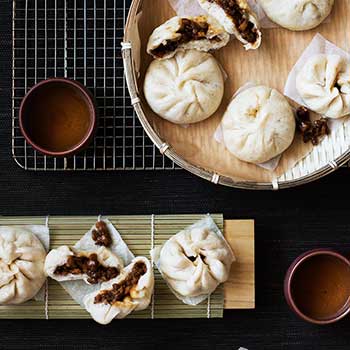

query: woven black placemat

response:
[2,2,350,350]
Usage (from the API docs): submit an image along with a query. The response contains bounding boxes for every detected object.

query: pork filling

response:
[92,220,112,247]
[54,253,119,284]
[208,0,258,44]
[151,18,216,58]
[296,106,330,145]
[94,262,147,305]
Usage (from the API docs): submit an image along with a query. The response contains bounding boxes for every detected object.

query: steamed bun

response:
[44,245,123,284]
[152,216,234,305]
[258,0,334,31]
[296,54,350,119]
[147,16,230,60]
[144,49,224,124]
[0,226,46,304]
[197,0,262,50]
[84,257,154,324]
[222,86,296,164]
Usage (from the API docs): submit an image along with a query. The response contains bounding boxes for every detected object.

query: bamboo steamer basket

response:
[122,0,350,190]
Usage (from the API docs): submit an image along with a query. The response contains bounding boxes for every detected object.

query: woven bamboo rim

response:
[122,0,350,190]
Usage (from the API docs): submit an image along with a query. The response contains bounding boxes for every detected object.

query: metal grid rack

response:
[12,0,178,170]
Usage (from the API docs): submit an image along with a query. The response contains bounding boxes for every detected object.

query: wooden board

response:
[0,215,254,319]
[224,220,255,309]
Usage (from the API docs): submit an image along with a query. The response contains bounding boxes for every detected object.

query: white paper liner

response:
[23,225,50,251]
[168,0,206,16]
[58,218,134,307]
[74,218,134,265]
[151,215,235,306]
[168,0,277,28]
[284,33,350,132]
[213,82,282,171]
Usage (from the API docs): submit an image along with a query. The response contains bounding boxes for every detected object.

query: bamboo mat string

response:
[150,214,155,319]
[44,215,50,320]
[205,215,212,319]
[207,294,211,319]
[44,281,49,320]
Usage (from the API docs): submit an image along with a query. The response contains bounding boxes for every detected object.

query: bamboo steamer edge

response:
[122,0,350,190]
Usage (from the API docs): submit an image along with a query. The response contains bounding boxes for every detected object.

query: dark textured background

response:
[2,1,350,349]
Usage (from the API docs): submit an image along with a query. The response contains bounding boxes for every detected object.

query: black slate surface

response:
[2,1,350,349]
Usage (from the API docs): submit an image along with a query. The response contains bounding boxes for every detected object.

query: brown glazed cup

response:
[284,249,350,325]
[19,78,97,157]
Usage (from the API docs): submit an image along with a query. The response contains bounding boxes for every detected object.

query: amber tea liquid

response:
[23,82,91,152]
[291,254,350,320]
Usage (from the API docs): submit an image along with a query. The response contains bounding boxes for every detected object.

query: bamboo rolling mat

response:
[0,214,232,319]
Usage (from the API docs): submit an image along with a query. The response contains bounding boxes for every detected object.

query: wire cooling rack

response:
[12,0,178,170]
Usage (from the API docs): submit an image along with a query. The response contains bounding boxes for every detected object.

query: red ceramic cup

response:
[19,78,97,157]
[284,249,350,325]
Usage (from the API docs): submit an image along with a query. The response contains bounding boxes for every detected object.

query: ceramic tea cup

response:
[19,78,97,157]
[284,249,350,324]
